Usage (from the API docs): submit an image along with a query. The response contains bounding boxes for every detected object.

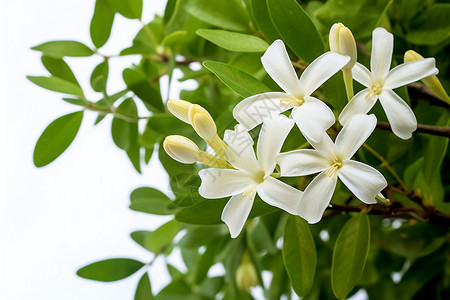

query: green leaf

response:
[111,98,139,151]
[108,0,142,19]
[145,220,180,253]
[33,111,83,167]
[90,61,109,92]
[331,212,370,300]
[267,0,324,63]
[135,272,154,300]
[406,4,450,46]
[27,76,83,96]
[184,0,250,32]
[194,241,221,284]
[203,60,270,98]
[178,225,224,248]
[31,40,94,58]
[175,199,227,225]
[162,30,188,47]
[282,216,316,297]
[122,68,164,112]
[403,157,424,187]
[129,187,174,215]
[250,0,280,42]
[77,258,144,282]
[196,29,269,52]
[322,72,347,111]
[90,0,115,48]
[41,56,79,85]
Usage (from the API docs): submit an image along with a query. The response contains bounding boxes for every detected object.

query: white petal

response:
[298,171,337,224]
[198,169,255,198]
[221,193,255,238]
[338,160,387,204]
[277,149,329,177]
[258,176,303,215]
[261,40,303,96]
[384,58,438,90]
[257,115,295,174]
[291,96,335,143]
[223,124,260,172]
[352,63,373,87]
[370,27,393,81]
[233,92,293,130]
[336,114,377,159]
[378,90,417,139]
[338,89,376,126]
[299,52,350,96]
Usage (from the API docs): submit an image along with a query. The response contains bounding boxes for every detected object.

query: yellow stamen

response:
[366,82,382,101]
[243,185,258,200]
[325,152,343,180]
[280,95,305,107]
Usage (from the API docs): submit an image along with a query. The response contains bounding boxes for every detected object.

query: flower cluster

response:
[164,25,439,238]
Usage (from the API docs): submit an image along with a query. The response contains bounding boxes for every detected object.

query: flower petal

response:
[352,63,373,87]
[298,171,337,224]
[221,193,255,238]
[338,160,387,204]
[379,90,417,140]
[335,114,377,159]
[299,52,350,96]
[233,92,293,130]
[370,27,393,81]
[261,40,303,96]
[338,89,376,126]
[223,124,260,172]
[291,96,335,143]
[384,58,438,90]
[198,169,255,198]
[257,114,295,174]
[277,149,329,177]
[258,176,303,215]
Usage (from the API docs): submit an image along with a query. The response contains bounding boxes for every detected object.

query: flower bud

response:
[329,23,357,69]
[188,104,217,141]
[167,99,192,123]
[403,49,424,62]
[163,135,200,164]
[236,259,258,292]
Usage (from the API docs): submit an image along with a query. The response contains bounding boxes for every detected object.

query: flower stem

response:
[198,151,233,169]
[342,68,354,101]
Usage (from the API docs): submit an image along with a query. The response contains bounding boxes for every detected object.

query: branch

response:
[408,82,450,108]
[376,122,450,138]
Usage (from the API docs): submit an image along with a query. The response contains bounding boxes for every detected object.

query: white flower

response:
[277,114,387,224]
[339,27,438,140]
[198,115,302,238]
[233,39,350,142]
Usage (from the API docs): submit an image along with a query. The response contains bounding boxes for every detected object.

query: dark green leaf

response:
[178,225,224,248]
[267,0,324,62]
[27,76,83,96]
[135,272,154,300]
[331,212,370,300]
[175,199,227,225]
[111,98,139,150]
[129,187,174,215]
[123,68,164,112]
[108,0,142,19]
[77,258,144,282]
[403,157,424,187]
[196,29,269,52]
[250,0,279,42]
[90,0,115,48]
[33,111,83,167]
[203,60,270,98]
[31,40,94,58]
[155,279,197,300]
[322,72,347,111]
[282,215,316,297]
[41,56,79,85]
[90,61,109,92]
[406,4,450,46]
[194,241,221,284]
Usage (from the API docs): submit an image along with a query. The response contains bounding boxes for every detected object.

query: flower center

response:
[325,153,343,180]
[366,82,383,101]
[280,95,305,107]
[253,170,266,184]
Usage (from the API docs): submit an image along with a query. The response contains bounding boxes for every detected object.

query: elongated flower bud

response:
[167,99,192,123]
[236,253,258,292]
[188,104,217,141]
[329,23,357,69]
[163,135,199,164]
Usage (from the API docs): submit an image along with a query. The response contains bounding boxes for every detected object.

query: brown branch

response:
[376,122,450,138]
[408,82,450,109]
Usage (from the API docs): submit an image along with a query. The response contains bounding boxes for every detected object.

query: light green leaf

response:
[267,0,324,62]
[129,187,174,215]
[41,56,79,85]
[331,212,371,300]
[135,272,154,300]
[90,61,109,92]
[196,29,269,52]
[282,215,316,297]
[90,0,115,48]
[27,76,83,96]
[162,30,188,47]
[31,40,94,58]
[194,241,220,284]
[178,225,224,248]
[250,0,279,42]
[111,98,139,151]
[33,111,83,167]
[403,157,424,187]
[108,0,142,19]
[123,68,164,112]
[77,258,144,282]
[145,220,180,253]
[203,60,270,98]
[406,4,450,46]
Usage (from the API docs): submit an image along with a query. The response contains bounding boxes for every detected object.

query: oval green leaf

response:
[196,29,269,52]
[111,98,138,150]
[135,272,154,300]
[331,212,371,300]
[129,187,174,215]
[267,0,324,62]
[123,68,164,112]
[90,0,115,48]
[282,215,316,297]
[31,40,94,58]
[27,76,83,96]
[77,258,144,282]
[250,0,280,42]
[108,0,142,19]
[33,111,84,167]
[41,56,79,86]
[90,61,109,92]
[203,60,270,98]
